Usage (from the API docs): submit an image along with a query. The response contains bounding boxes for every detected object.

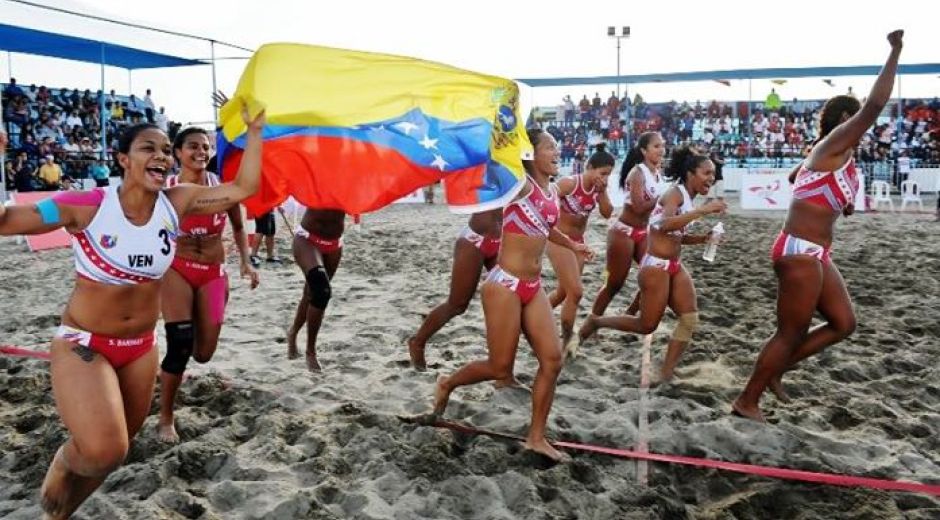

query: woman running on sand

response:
[546,143,615,351]
[584,132,667,326]
[0,105,263,519]
[286,208,346,371]
[429,128,592,462]
[733,31,903,422]
[157,127,260,443]
[408,209,503,371]
[578,145,726,384]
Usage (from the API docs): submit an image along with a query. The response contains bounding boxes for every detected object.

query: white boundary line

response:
[637,332,652,485]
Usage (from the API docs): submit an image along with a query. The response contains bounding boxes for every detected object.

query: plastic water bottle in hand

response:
[702,222,724,262]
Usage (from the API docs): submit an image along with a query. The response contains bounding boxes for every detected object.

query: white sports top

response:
[648,184,694,237]
[625,163,668,206]
[71,185,179,284]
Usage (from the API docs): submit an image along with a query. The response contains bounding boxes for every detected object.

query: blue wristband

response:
[36,198,61,225]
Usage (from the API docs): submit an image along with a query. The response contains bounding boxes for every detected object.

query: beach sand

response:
[1,200,938,519]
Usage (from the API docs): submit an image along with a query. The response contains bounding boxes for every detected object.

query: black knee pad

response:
[161,321,194,375]
[306,266,332,310]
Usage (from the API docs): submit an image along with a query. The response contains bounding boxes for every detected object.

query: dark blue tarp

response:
[518,64,940,87]
[0,23,205,69]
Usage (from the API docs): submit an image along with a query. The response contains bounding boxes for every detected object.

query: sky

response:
[1,0,937,126]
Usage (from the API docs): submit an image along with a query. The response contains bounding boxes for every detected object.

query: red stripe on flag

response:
[221,135,485,216]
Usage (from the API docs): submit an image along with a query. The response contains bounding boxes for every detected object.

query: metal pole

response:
[100,45,107,162]
[615,38,621,96]
[1,92,7,202]
[127,69,132,96]
[746,79,752,165]
[6,51,11,81]
[210,40,219,122]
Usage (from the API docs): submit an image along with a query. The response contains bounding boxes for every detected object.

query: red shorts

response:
[55,324,155,368]
[296,228,343,254]
[770,231,832,266]
[171,258,226,288]
[640,253,682,276]
[609,220,648,243]
[485,266,541,305]
[459,226,501,260]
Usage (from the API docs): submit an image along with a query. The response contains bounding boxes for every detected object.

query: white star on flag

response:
[419,135,438,150]
[395,122,419,135]
[431,154,449,171]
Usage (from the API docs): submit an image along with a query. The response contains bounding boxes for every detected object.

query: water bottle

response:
[702,222,724,262]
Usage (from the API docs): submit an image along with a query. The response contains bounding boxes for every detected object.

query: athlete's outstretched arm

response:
[0,195,82,236]
[172,102,265,216]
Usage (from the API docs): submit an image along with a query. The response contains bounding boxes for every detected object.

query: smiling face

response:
[687,159,716,196]
[175,132,212,173]
[118,127,172,192]
[533,132,560,177]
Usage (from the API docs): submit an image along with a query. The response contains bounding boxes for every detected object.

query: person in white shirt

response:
[66,110,83,128]
[154,107,169,132]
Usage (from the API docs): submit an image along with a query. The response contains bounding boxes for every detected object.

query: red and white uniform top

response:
[502,176,559,238]
[648,184,695,237]
[559,175,599,217]
[70,185,179,285]
[166,172,227,236]
[625,163,668,206]
[791,158,859,213]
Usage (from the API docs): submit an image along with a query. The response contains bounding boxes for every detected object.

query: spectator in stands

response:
[90,158,110,187]
[38,155,63,190]
[23,84,38,103]
[3,78,23,98]
[765,88,782,111]
[579,95,591,122]
[66,109,83,129]
[154,107,168,132]
[563,95,575,125]
[12,151,37,192]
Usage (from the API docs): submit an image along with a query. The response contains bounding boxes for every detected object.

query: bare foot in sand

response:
[649,368,674,388]
[493,376,528,391]
[156,418,180,443]
[577,314,599,343]
[769,376,791,403]
[731,399,766,423]
[523,438,571,463]
[286,326,300,360]
[41,446,75,519]
[563,334,580,360]
[433,375,451,415]
[305,352,322,372]
[407,337,427,371]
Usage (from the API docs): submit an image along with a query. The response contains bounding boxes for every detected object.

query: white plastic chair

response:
[870,180,894,212]
[900,180,923,212]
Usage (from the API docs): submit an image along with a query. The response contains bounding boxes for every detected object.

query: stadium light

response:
[607,26,630,99]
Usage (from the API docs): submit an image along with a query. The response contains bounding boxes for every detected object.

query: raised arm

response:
[810,31,903,165]
[171,103,265,216]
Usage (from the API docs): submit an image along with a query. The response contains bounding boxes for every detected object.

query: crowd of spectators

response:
[536,90,940,185]
[2,78,178,193]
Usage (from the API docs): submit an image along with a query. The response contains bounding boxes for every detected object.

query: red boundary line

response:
[433,420,940,497]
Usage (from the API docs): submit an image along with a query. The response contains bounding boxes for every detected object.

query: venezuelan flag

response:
[217,44,530,216]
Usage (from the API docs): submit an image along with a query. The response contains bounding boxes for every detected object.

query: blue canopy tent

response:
[518,63,940,149]
[0,22,206,199]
